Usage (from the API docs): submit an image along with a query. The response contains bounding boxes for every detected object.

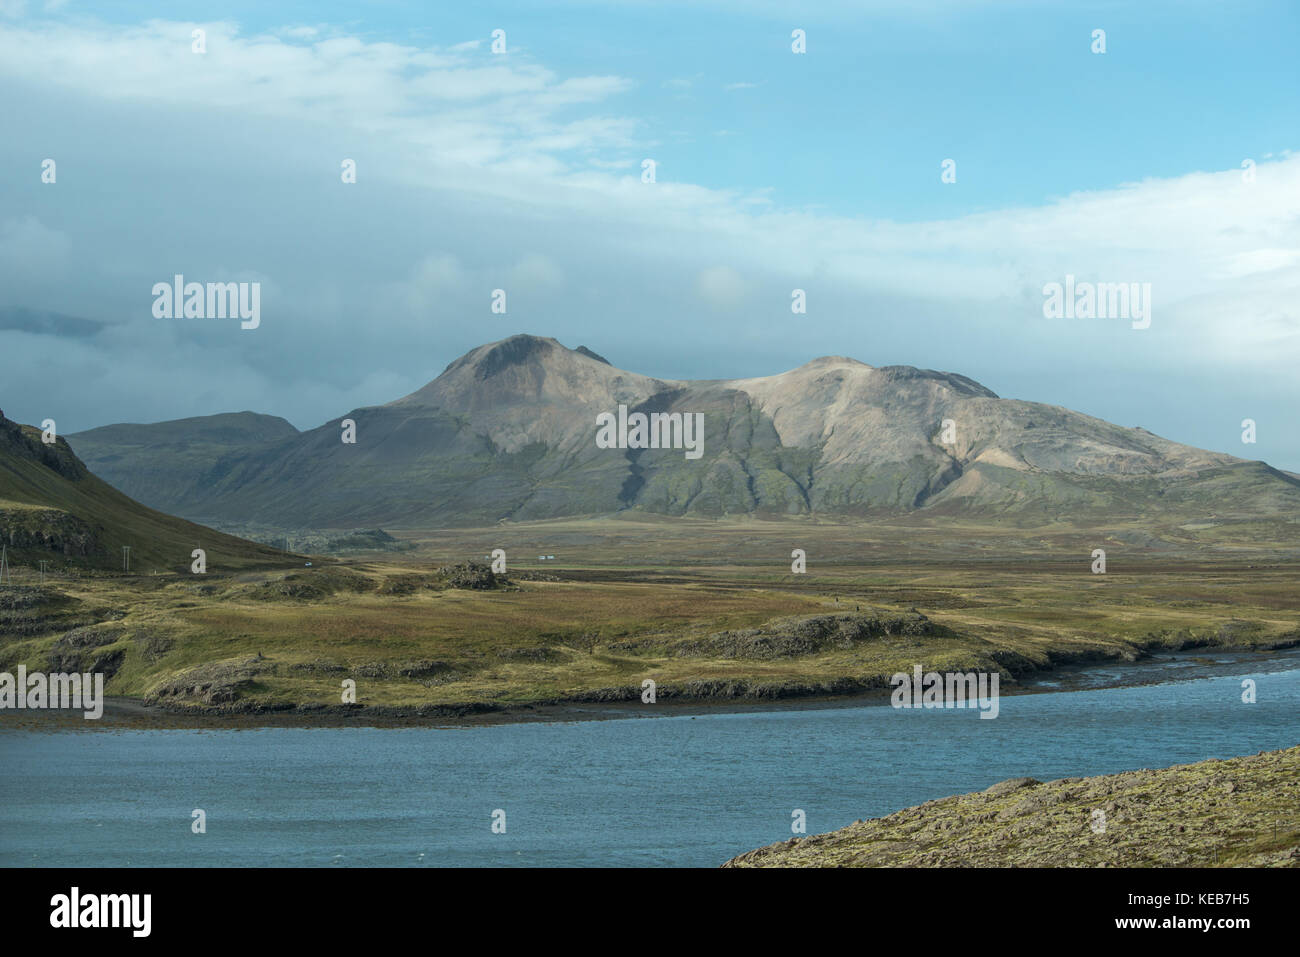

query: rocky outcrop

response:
[0,506,99,557]
[435,561,500,590]
[47,624,127,677]
[146,656,268,706]
[678,611,948,660]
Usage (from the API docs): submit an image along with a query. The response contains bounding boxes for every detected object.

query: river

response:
[2,649,1298,866]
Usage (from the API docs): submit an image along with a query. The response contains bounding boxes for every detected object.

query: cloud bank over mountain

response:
[1,9,1296,469]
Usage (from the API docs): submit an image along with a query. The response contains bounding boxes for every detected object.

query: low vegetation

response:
[724,746,1300,867]
[1,517,1297,717]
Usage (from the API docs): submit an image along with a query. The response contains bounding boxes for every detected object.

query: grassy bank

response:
[1,518,1297,717]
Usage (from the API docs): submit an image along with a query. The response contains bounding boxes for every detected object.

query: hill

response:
[723,745,1300,867]
[0,416,296,572]
[66,411,298,517]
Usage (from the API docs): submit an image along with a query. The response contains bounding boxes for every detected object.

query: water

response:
[3,655,1299,867]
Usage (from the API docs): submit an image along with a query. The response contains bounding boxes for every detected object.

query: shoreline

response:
[4,643,1299,731]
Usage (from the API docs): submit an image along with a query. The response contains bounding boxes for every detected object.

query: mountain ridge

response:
[64,334,1298,530]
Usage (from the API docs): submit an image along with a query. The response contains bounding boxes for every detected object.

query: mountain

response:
[0,416,294,571]
[66,334,1300,529]
[67,412,298,517]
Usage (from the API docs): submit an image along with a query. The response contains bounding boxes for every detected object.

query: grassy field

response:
[1,517,1297,716]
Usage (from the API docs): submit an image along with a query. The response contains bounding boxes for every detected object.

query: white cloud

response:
[390,254,467,317]
[696,266,747,308]
[1,18,1295,352]
[587,157,636,170]
[1210,248,1300,280]
[0,216,71,280]
[511,254,564,289]
[1,20,1295,341]
[0,19,636,174]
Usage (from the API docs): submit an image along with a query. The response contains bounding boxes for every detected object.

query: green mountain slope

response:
[0,417,296,572]
[67,411,298,516]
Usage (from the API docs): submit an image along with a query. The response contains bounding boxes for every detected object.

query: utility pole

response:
[122,545,131,573]
[38,559,50,584]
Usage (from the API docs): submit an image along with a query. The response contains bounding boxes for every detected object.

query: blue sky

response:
[65,0,1299,219]
[1,0,1298,470]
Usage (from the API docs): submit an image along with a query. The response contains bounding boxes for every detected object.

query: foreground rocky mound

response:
[723,746,1300,867]
[435,560,500,590]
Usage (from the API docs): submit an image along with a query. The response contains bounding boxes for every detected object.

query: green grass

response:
[2,516,1297,713]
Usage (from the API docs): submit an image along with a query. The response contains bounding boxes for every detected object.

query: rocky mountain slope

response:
[67,334,1300,529]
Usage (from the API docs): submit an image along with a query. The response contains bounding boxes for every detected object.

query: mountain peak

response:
[471,334,560,380]
[396,334,664,410]
[434,334,615,382]
[802,355,873,370]
[1,418,88,481]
